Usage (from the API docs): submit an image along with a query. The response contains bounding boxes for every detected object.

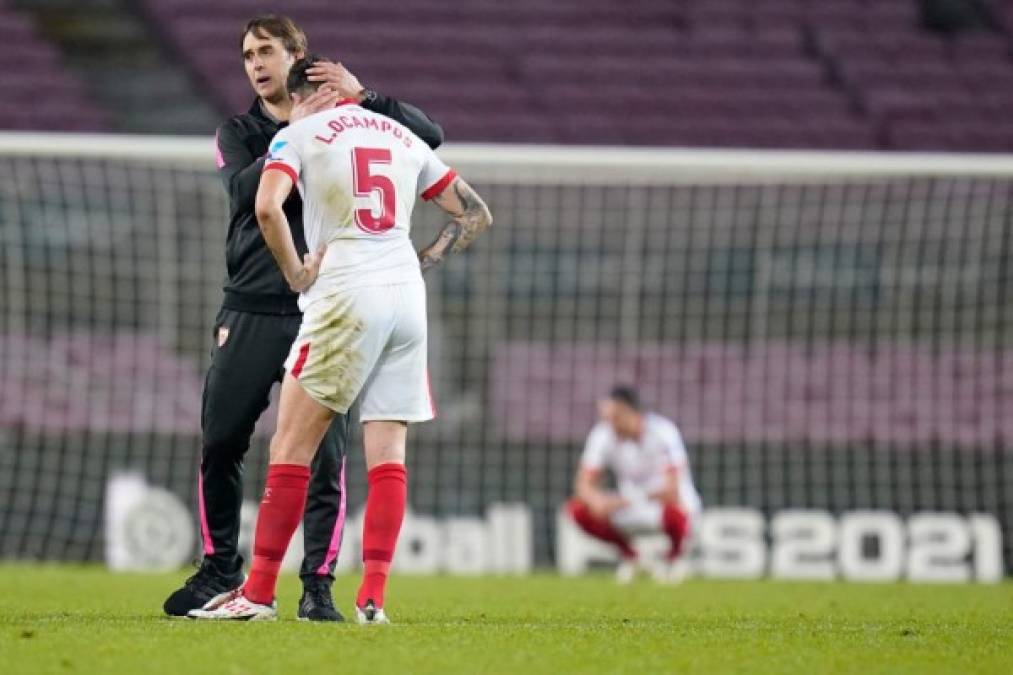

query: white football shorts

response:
[610,498,701,536]
[283,281,435,423]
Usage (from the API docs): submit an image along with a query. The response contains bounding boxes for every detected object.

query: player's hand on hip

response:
[290,88,343,124]
[417,225,460,274]
[289,244,327,293]
[306,61,365,101]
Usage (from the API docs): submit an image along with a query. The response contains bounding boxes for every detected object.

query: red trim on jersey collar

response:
[334,98,359,107]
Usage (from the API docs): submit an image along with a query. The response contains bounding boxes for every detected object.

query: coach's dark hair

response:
[286,54,327,97]
[608,385,641,411]
[240,14,308,56]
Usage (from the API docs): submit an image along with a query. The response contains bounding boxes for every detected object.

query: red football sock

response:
[567,498,637,560]
[243,463,310,605]
[356,463,407,609]
[662,503,690,561]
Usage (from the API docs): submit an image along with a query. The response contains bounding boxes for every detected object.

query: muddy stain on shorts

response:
[303,293,366,411]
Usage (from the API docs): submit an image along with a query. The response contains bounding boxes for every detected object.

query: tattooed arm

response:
[418,178,493,273]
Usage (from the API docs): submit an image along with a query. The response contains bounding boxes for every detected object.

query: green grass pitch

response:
[1,566,1010,675]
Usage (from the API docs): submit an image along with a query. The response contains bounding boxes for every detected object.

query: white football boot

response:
[187,589,277,621]
[355,600,390,625]
[197,587,242,612]
[653,558,689,585]
[615,558,640,585]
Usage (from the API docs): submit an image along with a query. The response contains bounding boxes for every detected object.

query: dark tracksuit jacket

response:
[200,94,443,579]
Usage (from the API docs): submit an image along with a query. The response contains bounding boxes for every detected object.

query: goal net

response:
[1,135,1010,575]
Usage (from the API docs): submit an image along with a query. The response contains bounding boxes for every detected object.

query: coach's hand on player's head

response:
[289,243,328,293]
[289,87,343,124]
[306,61,365,102]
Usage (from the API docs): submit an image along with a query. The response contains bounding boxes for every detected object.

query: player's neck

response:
[617,425,643,442]
[630,416,645,441]
[260,96,293,124]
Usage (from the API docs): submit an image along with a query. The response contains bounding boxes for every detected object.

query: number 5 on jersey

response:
[353,147,396,233]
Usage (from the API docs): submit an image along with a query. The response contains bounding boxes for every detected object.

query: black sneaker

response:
[163,561,245,617]
[298,578,345,622]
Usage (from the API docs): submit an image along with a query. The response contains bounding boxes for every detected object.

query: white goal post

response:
[3,132,1013,176]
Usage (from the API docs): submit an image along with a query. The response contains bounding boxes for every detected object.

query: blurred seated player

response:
[190,56,492,623]
[567,386,701,583]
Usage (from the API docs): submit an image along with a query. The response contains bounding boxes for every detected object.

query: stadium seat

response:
[0,4,109,131]
[121,0,1013,150]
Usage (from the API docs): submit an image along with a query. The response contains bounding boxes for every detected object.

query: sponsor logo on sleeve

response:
[267,140,288,160]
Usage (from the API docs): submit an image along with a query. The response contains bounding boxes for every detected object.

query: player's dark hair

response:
[286,54,327,97]
[241,14,308,56]
[608,385,641,411]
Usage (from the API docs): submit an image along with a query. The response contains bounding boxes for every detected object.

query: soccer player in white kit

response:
[567,386,702,583]
[191,56,492,622]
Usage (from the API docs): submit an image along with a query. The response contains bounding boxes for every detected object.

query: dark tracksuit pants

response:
[199,307,348,581]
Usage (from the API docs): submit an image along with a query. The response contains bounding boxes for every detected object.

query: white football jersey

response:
[264,100,455,308]
[580,413,702,513]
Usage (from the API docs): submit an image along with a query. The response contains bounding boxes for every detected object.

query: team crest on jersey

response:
[217,326,230,347]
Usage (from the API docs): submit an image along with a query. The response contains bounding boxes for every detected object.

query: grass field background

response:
[0,565,1010,675]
